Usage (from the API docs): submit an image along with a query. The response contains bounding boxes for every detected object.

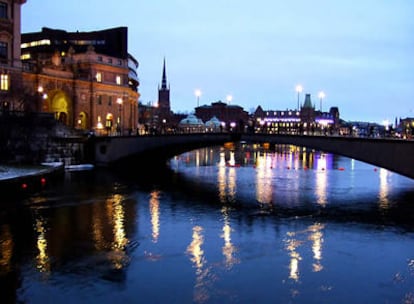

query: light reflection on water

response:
[0,144,414,303]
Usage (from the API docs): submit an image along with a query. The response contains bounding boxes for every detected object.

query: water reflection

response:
[309,223,324,272]
[221,207,238,269]
[378,168,390,210]
[34,213,50,274]
[255,152,273,205]
[108,194,129,270]
[217,151,237,203]
[315,154,328,206]
[285,233,302,281]
[0,225,13,274]
[285,223,326,282]
[187,225,211,303]
[149,190,160,243]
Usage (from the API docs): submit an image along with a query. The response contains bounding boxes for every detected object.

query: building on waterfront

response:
[253,93,340,134]
[19,27,140,135]
[195,100,249,132]
[0,0,27,112]
[396,117,414,138]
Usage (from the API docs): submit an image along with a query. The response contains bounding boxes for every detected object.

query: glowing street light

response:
[318,91,326,112]
[116,97,123,135]
[295,85,303,110]
[195,89,202,107]
[226,94,233,104]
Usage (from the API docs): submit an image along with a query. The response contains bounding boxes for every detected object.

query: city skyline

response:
[21,1,414,123]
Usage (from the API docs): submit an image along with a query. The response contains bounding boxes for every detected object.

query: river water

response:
[2,143,414,304]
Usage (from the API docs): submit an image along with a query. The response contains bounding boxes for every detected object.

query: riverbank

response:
[0,162,65,198]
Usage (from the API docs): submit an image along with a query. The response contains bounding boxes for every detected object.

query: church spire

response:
[161,57,168,90]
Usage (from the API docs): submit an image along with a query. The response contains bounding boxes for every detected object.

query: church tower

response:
[158,58,170,112]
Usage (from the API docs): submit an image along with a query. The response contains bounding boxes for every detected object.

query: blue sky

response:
[22,1,414,123]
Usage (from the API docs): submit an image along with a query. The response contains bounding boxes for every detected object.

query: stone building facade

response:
[20,27,140,135]
[0,0,26,112]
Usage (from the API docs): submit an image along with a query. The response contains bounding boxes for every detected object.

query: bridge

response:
[89,133,414,179]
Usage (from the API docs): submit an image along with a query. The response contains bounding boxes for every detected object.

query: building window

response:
[0,41,7,60]
[0,3,7,19]
[116,75,121,85]
[97,56,103,62]
[96,72,102,82]
[0,73,8,91]
[108,58,112,64]
[97,95,102,105]
[108,96,112,106]
[21,53,31,60]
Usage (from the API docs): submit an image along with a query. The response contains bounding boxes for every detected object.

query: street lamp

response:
[116,97,123,135]
[195,89,201,107]
[37,85,48,112]
[226,94,233,105]
[295,85,303,110]
[318,91,326,112]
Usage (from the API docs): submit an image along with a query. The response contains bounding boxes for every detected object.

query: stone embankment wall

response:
[0,112,88,166]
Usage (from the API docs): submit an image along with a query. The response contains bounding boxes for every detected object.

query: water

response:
[2,144,414,303]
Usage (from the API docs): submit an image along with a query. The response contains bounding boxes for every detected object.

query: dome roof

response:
[205,116,221,128]
[179,114,204,126]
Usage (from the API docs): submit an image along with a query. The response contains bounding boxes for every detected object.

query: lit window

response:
[21,53,31,60]
[21,39,51,49]
[0,3,7,19]
[116,75,121,85]
[1,73,9,91]
[96,72,102,82]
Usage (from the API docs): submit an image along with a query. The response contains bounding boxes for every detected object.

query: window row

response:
[97,56,123,66]
[95,72,123,85]
[96,95,124,106]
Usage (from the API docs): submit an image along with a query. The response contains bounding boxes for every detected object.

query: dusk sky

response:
[22,1,414,123]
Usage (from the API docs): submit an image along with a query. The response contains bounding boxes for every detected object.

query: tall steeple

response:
[161,57,168,90]
[158,57,170,111]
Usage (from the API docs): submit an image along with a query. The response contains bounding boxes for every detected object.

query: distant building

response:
[178,114,204,133]
[253,93,340,134]
[195,101,249,132]
[398,117,414,138]
[20,27,140,134]
[0,0,27,112]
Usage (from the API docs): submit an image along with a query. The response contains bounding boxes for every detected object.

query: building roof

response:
[179,114,204,126]
[22,27,129,59]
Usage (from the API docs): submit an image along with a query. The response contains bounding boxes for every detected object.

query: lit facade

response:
[20,27,140,135]
[253,94,340,134]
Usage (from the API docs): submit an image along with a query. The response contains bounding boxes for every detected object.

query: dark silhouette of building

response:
[158,58,170,113]
[195,101,249,132]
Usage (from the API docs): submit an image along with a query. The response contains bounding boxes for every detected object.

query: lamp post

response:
[195,89,201,107]
[37,85,48,112]
[226,94,233,105]
[318,91,325,112]
[116,97,123,135]
[295,85,303,110]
